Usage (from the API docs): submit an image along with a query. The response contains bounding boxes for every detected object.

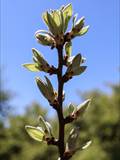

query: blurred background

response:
[0,0,120,160]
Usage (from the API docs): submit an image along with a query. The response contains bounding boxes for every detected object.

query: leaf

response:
[65,41,72,57]
[38,116,47,131]
[46,12,58,35]
[36,77,48,99]
[73,99,91,117]
[66,54,82,73]
[42,12,49,26]
[36,77,55,103]
[72,54,81,67]
[77,25,89,36]
[38,115,53,137]
[35,30,54,38]
[68,103,75,114]
[73,16,85,33]
[22,63,40,72]
[35,32,55,46]
[72,14,78,28]
[62,3,72,32]
[45,76,54,95]
[72,66,87,76]
[32,48,50,72]
[82,141,92,150]
[66,128,80,151]
[25,125,44,142]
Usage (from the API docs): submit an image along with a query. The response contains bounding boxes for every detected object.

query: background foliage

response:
[0,83,120,160]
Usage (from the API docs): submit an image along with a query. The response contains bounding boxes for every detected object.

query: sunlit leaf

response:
[22,63,40,72]
[25,125,44,142]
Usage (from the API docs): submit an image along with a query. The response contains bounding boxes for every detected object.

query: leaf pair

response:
[25,116,53,142]
[65,53,87,78]
[42,4,72,36]
[23,48,50,73]
[36,76,57,104]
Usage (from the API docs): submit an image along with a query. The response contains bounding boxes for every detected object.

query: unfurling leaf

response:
[65,41,72,57]
[68,103,75,114]
[22,63,40,72]
[25,125,44,142]
[38,116,53,137]
[62,3,72,32]
[82,141,92,149]
[72,14,78,29]
[72,99,91,118]
[35,30,55,46]
[75,25,90,36]
[66,128,80,152]
[32,48,50,72]
[36,76,57,104]
[72,16,85,33]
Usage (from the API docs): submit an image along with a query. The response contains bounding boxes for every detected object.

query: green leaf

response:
[45,76,54,95]
[42,12,49,26]
[32,48,50,72]
[36,77,48,99]
[62,4,72,32]
[68,103,75,114]
[73,16,85,33]
[46,12,58,35]
[73,99,91,117]
[66,128,79,151]
[38,116,47,131]
[22,63,40,72]
[72,66,87,76]
[72,14,78,29]
[82,141,92,150]
[36,77,55,103]
[67,54,82,73]
[25,125,44,142]
[65,41,72,57]
[38,115,53,137]
[76,25,89,36]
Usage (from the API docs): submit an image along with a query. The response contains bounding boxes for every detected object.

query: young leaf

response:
[72,14,78,29]
[25,125,44,142]
[35,32,55,46]
[45,76,54,95]
[66,128,80,151]
[62,4,72,32]
[76,25,89,36]
[32,48,50,72]
[65,41,72,57]
[72,99,91,118]
[66,54,82,73]
[82,141,92,150]
[36,77,48,99]
[72,66,87,76]
[73,16,85,33]
[22,63,40,72]
[68,103,75,114]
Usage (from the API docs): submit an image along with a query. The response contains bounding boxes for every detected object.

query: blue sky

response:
[1,0,119,115]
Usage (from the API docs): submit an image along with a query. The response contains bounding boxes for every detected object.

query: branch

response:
[56,45,65,159]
